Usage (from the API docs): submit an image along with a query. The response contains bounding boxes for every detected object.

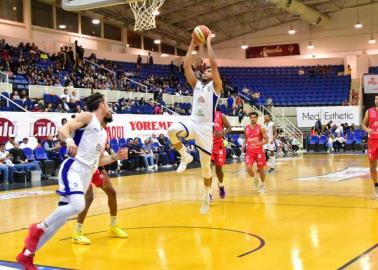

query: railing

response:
[28,85,153,103]
[261,104,303,148]
[0,71,8,83]
[0,93,28,112]
[83,59,148,93]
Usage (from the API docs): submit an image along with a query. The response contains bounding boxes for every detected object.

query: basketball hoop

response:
[129,0,165,31]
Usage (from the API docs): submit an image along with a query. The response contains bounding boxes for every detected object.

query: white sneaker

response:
[258,183,266,194]
[154,164,158,170]
[176,154,193,173]
[200,193,211,215]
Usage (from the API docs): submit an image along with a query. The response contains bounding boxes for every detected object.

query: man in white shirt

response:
[60,88,70,102]
[20,138,32,149]
[5,137,15,151]
[334,134,345,152]
[0,143,14,184]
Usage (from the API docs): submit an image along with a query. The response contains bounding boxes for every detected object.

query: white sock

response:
[271,157,275,169]
[75,223,83,233]
[38,221,48,231]
[204,186,211,197]
[218,182,224,187]
[24,249,33,256]
[178,147,187,157]
[110,216,117,227]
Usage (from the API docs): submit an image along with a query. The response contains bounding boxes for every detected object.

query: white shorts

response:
[178,119,213,155]
[264,142,276,152]
[57,158,93,196]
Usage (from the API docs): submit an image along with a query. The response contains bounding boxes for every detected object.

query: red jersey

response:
[245,124,264,152]
[368,108,378,140]
[213,111,223,145]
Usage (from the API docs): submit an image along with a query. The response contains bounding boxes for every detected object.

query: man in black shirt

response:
[9,142,40,171]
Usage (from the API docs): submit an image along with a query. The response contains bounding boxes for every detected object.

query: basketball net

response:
[129,0,165,31]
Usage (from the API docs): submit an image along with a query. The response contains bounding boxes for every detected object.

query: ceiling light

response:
[152,10,160,16]
[307,42,314,50]
[58,24,66,29]
[154,39,161,44]
[211,33,216,38]
[369,36,376,44]
[191,50,197,55]
[241,45,248,49]
[288,25,296,35]
[355,22,363,29]
[92,19,100,24]
[12,6,17,11]
[161,53,168,57]
[126,43,130,47]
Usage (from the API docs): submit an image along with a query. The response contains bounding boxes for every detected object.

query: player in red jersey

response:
[212,109,232,199]
[243,112,268,193]
[362,95,378,198]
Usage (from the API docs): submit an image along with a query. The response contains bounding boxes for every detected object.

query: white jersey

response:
[264,121,275,141]
[191,80,220,125]
[71,113,107,170]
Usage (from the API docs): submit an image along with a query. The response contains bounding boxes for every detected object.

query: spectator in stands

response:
[9,142,41,172]
[45,103,53,112]
[32,103,41,112]
[227,95,234,109]
[20,138,32,149]
[148,52,153,65]
[327,134,335,153]
[56,103,65,113]
[347,64,352,75]
[12,90,21,101]
[237,108,245,123]
[61,97,70,112]
[61,118,68,126]
[314,119,322,135]
[42,135,60,164]
[235,96,243,109]
[142,139,157,170]
[70,90,79,104]
[0,143,13,184]
[5,137,15,150]
[266,96,273,111]
[333,134,345,152]
[298,67,305,75]
[137,55,142,71]
[74,104,82,113]
[60,89,70,102]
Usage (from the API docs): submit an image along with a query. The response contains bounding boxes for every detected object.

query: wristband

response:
[66,138,74,145]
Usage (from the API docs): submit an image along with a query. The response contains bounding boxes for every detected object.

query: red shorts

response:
[368,140,378,161]
[246,150,266,168]
[91,169,105,188]
[212,143,226,167]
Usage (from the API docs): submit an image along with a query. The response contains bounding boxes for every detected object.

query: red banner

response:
[245,44,300,58]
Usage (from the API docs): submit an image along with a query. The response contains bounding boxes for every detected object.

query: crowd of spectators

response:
[305,119,366,153]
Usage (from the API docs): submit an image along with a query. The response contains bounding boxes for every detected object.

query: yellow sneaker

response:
[72,231,91,245]
[109,225,128,238]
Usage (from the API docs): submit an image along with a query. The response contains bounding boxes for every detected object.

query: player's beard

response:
[104,113,113,123]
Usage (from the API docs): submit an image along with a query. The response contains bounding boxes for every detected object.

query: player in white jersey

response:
[168,31,222,214]
[263,114,277,173]
[17,93,128,270]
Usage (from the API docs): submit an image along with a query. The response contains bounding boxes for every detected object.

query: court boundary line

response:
[0,200,171,235]
[0,259,77,270]
[337,243,378,269]
[59,225,265,258]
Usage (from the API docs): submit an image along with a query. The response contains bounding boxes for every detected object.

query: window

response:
[143,36,158,52]
[0,0,23,22]
[56,7,78,33]
[127,31,141,49]
[161,43,175,55]
[177,48,186,56]
[81,15,101,37]
[104,23,121,41]
[31,0,53,29]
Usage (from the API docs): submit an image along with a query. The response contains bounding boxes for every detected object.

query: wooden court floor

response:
[1,154,378,269]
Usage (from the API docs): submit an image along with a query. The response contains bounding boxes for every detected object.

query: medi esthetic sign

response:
[296,106,360,127]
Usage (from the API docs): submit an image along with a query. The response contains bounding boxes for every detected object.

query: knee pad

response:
[200,153,212,179]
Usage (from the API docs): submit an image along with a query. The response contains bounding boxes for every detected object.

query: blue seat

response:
[23,147,35,161]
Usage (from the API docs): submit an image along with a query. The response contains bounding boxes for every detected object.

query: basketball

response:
[192,25,210,44]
